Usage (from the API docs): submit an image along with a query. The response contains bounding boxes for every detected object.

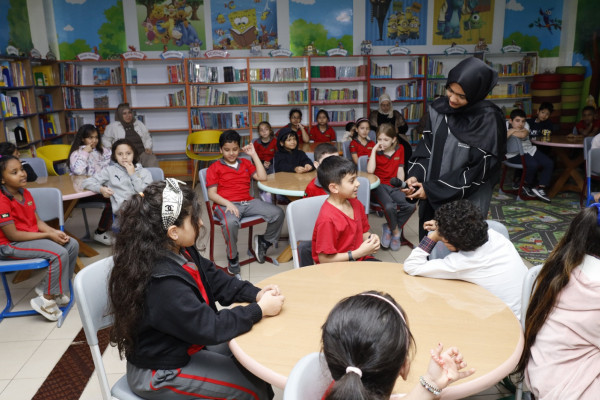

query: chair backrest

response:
[21,157,48,178]
[357,155,368,172]
[342,140,352,161]
[185,130,223,161]
[73,256,115,400]
[145,167,164,182]
[283,352,332,400]
[587,147,600,178]
[29,188,64,229]
[286,195,328,269]
[198,168,215,219]
[306,152,315,163]
[506,136,525,156]
[36,144,71,176]
[520,264,543,329]
[583,136,593,161]
[356,176,370,214]
[485,219,510,240]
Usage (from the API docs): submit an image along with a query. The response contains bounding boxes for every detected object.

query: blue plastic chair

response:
[0,188,74,327]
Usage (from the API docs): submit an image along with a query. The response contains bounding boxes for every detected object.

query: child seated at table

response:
[304,142,339,198]
[206,130,285,277]
[273,131,314,173]
[575,105,600,137]
[276,108,309,144]
[311,157,380,264]
[527,102,556,138]
[321,290,475,400]
[403,199,527,318]
[252,121,276,174]
[0,142,37,182]
[516,204,600,399]
[349,117,375,165]
[506,108,554,202]
[308,109,336,142]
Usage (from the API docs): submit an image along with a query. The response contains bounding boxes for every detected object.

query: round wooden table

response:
[229,262,523,399]
[258,171,380,197]
[531,135,584,198]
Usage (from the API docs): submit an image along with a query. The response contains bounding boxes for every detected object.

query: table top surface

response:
[28,175,95,200]
[531,135,585,148]
[230,262,523,399]
[258,171,380,196]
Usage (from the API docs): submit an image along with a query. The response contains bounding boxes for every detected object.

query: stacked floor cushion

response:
[531,74,562,123]
[556,66,586,132]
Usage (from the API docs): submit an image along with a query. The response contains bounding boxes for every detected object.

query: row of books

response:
[485,56,536,76]
[427,59,445,78]
[166,89,186,107]
[408,56,426,77]
[39,113,60,138]
[371,62,392,78]
[488,82,531,98]
[310,65,368,79]
[427,81,447,99]
[251,112,269,126]
[313,108,356,123]
[370,86,387,100]
[251,88,269,105]
[93,67,122,85]
[400,102,423,121]
[223,66,247,82]
[66,112,85,132]
[125,68,138,84]
[310,88,359,102]
[249,68,271,82]
[191,86,227,106]
[288,89,309,104]
[0,61,27,87]
[167,64,184,83]
[60,63,82,85]
[190,109,249,130]
[32,65,55,86]
[273,67,308,82]
[189,65,248,83]
[36,94,54,112]
[0,91,32,117]
[62,87,82,109]
[4,118,33,146]
[396,81,423,99]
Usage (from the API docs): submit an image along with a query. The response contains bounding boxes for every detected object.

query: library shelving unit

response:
[32,60,67,146]
[368,54,427,143]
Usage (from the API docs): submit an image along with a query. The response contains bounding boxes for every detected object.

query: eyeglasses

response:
[445,85,467,101]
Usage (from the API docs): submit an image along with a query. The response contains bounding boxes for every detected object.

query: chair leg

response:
[0,273,14,322]
[192,160,198,188]
[81,208,92,239]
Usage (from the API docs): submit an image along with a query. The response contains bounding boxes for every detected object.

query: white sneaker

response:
[30,295,63,321]
[55,294,70,306]
[93,230,112,246]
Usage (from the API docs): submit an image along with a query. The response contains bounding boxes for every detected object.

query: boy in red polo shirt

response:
[304,142,339,198]
[311,157,380,264]
[206,130,285,277]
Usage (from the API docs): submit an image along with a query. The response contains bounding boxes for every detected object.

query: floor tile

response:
[0,312,56,342]
[0,341,42,379]
[46,303,83,340]
[14,338,72,379]
[0,380,9,394]
[0,377,44,400]
[102,343,127,374]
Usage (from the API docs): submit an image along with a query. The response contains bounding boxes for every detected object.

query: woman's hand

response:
[406,181,427,200]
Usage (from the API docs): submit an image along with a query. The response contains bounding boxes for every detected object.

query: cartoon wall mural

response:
[290,0,353,56]
[432,0,494,45]
[210,0,277,50]
[0,0,34,54]
[365,1,427,46]
[137,0,205,51]
[503,0,563,58]
[53,0,126,60]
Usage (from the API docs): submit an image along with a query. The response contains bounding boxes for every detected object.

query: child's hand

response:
[48,230,69,245]
[263,160,271,168]
[357,234,380,257]
[304,164,313,171]
[294,166,307,173]
[225,202,240,218]
[426,343,476,391]
[242,144,256,156]
[100,186,114,198]
[83,144,93,153]
[123,161,136,175]
[257,290,285,317]
[256,284,281,301]
[372,143,382,153]
[423,219,438,232]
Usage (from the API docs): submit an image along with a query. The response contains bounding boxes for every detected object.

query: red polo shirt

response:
[349,139,375,158]
[206,158,256,206]
[309,126,336,142]
[253,138,277,162]
[373,147,404,186]
[0,189,37,245]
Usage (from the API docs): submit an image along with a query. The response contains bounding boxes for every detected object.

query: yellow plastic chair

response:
[36,144,71,176]
[185,130,223,187]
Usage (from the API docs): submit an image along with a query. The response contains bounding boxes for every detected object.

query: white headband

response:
[161,178,186,230]
[360,293,406,324]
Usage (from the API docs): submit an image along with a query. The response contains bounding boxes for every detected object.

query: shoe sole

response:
[532,189,551,202]
[30,298,62,321]
[254,235,265,264]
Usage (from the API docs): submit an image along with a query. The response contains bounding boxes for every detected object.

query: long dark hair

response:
[322,291,415,400]
[515,206,600,376]
[109,181,202,358]
[277,130,299,153]
[67,124,103,169]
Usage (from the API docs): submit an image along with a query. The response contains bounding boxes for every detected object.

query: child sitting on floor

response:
[403,199,527,318]
[312,156,380,264]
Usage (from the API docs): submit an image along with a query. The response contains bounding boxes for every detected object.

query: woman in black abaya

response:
[403,57,506,239]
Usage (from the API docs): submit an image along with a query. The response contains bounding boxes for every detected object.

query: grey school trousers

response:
[213,199,284,260]
[372,184,416,231]
[0,238,78,296]
[127,343,274,400]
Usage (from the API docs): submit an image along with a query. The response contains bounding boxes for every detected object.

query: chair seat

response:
[212,214,265,225]
[502,160,524,169]
[112,375,145,400]
[0,258,48,272]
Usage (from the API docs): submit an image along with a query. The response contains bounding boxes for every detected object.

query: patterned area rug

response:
[488,190,582,265]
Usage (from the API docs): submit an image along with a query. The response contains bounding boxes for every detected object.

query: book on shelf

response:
[223,66,247,82]
[126,67,138,84]
[0,61,13,87]
[39,113,60,139]
[66,111,84,132]
[0,91,31,117]
[189,64,219,83]
[396,81,422,99]
[95,112,110,135]
[167,64,184,83]
[110,67,122,84]
[93,88,109,108]
[288,89,308,104]
[190,109,248,130]
[251,112,269,126]
[408,56,426,77]
[401,102,423,121]
[485,56,536,76]
[311,88,358,102]
[273,67,307,82]
[4,119,32,145]
[249,68,271,82]
[371,62,392,78]
[93,67,111,85]
[314,108,355,123]
[370,86,387,101]
[62,87,82,109]
[427,58,445,78]
[32,65,55,86]
[166,89,186,106]
[59,63,82,85]
[37,94,53,112]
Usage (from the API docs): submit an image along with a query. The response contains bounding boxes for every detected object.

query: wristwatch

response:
[348,250,355,261]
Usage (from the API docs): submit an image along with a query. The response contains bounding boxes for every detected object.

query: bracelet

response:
[347,250,355,262]
[419,376,441,396]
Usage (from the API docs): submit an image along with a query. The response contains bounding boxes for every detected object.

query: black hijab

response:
[431,57,505,156]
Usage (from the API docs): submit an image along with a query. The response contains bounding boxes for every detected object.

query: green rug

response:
[488,191,582,265]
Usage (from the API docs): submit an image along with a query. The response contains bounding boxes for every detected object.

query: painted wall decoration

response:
[432,0,494,46]
[572,0,600,102]
[503,0,562,58]
[53,0,126,60]
[290,0,353,56]
[364,0,427,46]
[137,0,205,51]
[210,0,277,50]
[0,0,34,54]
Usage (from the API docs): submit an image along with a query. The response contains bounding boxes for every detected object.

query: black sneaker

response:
[227,256,241,279]
[521,186,535,198]
[254,235,271,264]
[511,181,520,190]
[532,187,551,202]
